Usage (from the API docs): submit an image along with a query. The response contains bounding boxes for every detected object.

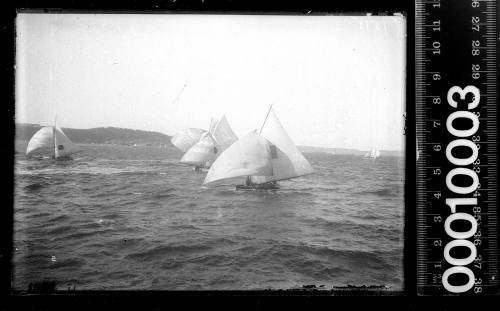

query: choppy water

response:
[13,143,405,290]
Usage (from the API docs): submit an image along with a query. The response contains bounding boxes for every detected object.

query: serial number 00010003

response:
[440,85,482,294]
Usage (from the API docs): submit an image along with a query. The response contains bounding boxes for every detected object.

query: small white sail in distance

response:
[364,148,380,159]
[203,107,314,185]
[416,137,420,161]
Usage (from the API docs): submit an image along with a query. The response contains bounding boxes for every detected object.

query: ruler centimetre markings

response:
[416,0,498,295]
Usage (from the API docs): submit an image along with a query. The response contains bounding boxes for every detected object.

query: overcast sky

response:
[16,13,405,151]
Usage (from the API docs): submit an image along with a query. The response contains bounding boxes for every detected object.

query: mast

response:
[259,105,273,134]
[53,115,57,158]
[247,105,275,184]
[259,105,275,179]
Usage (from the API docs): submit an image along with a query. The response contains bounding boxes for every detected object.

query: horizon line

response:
[15,122,405,153]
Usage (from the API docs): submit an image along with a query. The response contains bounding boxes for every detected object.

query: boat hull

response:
[236,182,279,190]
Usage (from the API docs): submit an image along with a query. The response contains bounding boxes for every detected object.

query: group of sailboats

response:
[171,115,239,172]
[24,106,314,190]
[25,119,81,161]
[171,106,314,190]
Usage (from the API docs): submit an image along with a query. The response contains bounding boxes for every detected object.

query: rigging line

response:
[259,104,273,134]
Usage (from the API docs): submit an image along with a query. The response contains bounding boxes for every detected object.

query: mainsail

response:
[178,115,238,168]
[211,115,238,153]
[54,126,80,158]
[171,128,207,152]
[203,131,273,183]
[203,107,314,185]
[26,126,55,157]
[180,132,218,167]
[26,125,80,158]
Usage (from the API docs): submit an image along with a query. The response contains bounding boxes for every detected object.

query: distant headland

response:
[15,123,172,147]
[15,123,403,156]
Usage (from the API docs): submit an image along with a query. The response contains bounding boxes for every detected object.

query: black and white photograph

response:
[14,13,406,291]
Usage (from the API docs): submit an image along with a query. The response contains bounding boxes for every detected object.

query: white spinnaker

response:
[180,133,217,167]
[54,127,80,158]
[258,108,314,182]
[212,115,238,152]
[171,128,206,152]
[26,126,55,156]
[203,131,273,185]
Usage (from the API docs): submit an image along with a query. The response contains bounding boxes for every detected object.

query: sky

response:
[16,13,406,151]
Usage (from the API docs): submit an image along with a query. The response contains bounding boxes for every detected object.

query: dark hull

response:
[236,183,279,190]
[53,155,73,161]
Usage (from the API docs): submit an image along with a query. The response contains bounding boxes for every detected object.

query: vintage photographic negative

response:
[14,13,406,291]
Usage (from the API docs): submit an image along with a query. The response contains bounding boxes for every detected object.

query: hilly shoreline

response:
[16,123,172,147]
[15,123,403,156]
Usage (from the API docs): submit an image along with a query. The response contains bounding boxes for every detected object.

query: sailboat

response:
[364,148,380,160]
[173,116,238,171]
[25,120,81,161]
[203,106,314,190]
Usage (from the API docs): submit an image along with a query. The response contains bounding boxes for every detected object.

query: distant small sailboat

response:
[203,106,314,190]
[364,148,380,160]
[173,116,238,171]
[26,119,81,161]
[416,137,420,161]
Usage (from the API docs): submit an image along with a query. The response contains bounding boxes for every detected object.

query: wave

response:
[24,183,46,191]
[47,225,75,235]
[355,188,398,197]
[168,224,200,231]
[187,253,234,266]
[63,228,114,240]
[125,244,212,261]
[45,258,86,269]
[150,192,179,199]
[268,243,394,272]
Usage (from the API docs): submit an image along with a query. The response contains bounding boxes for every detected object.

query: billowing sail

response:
[211,115,238,152]
[54,127,80,158]
[258,108,314,182]
[171,128,207,152]
[203,131,273,185]
[26,126,79,158]
[26,126,55,156]
[203,107,314,185]
[180,133,218,167]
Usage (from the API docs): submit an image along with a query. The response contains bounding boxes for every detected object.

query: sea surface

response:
[13,143,405,291]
